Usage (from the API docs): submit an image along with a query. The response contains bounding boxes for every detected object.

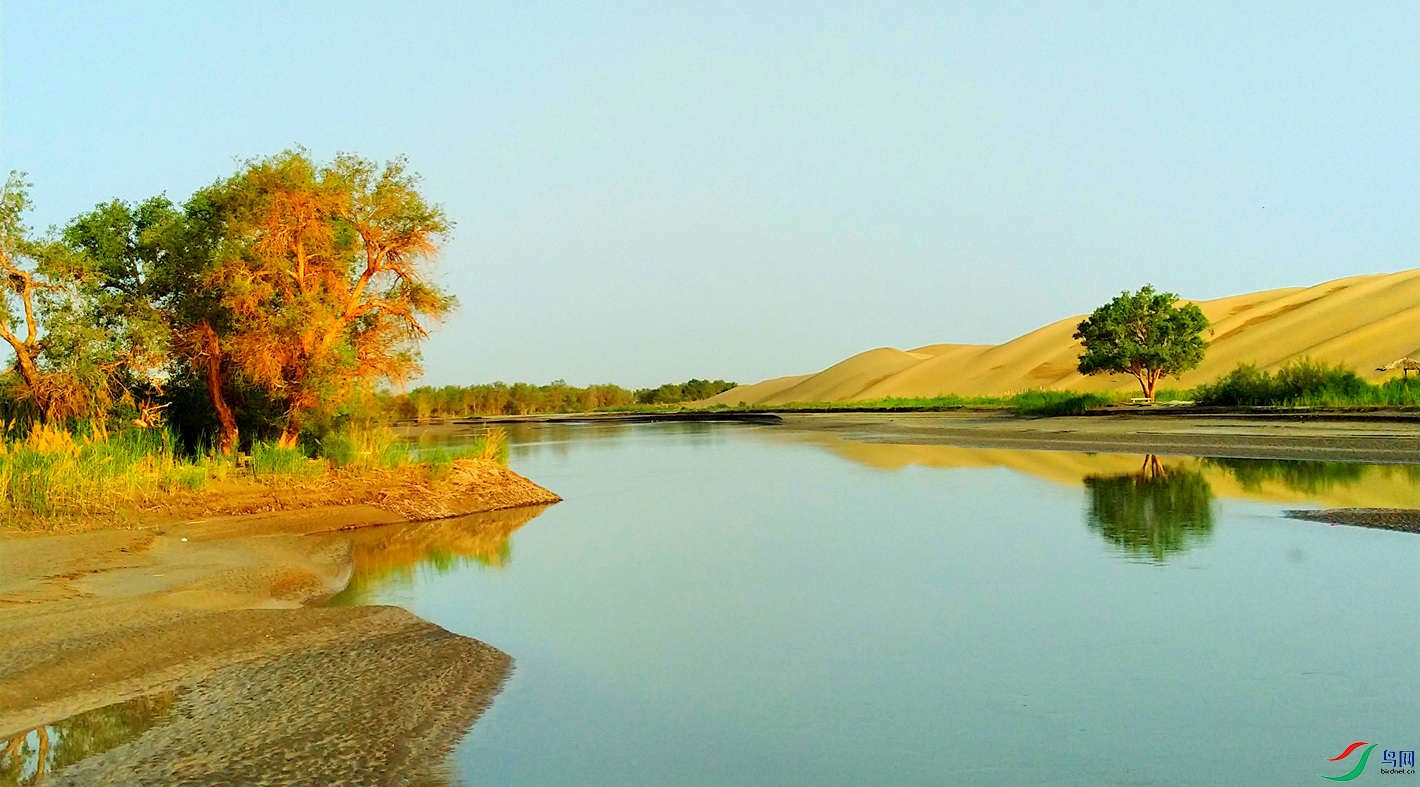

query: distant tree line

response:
[384,378,737,420]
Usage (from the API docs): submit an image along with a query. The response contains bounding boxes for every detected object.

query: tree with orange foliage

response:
[212,151,455,446]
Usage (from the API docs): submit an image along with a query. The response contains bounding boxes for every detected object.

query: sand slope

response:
[708,270,1420,405]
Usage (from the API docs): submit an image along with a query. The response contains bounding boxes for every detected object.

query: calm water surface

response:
[356,422,1420,785]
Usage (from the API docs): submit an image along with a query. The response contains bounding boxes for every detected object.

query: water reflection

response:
[1083,455,1215,563]
[410,421,729,461]
[357,420,1420,785]
[1,691,179,786]
[329,505,551,604]
[1203,457,1419,496]
[759,429,1420,510]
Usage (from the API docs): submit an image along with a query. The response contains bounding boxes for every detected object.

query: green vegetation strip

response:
[0,424,506,524]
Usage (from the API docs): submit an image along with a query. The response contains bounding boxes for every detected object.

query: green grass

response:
[248,442,322,477]
[407,427,509,479]
[0,423,231,519]
[1,423,510,526]
[1007,390,1120,416]
[694,389,1126,416]
[685,359,1420,415]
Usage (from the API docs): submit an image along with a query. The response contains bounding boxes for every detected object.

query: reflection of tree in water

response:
[1083,456,1215,563]
[328,505,546,605]
[1,690,178,785]
[1204,457,1369,494]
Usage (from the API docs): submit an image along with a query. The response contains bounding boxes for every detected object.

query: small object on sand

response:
[1376,357,1420,380]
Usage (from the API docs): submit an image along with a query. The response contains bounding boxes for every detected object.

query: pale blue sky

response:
[3,2,1416,387]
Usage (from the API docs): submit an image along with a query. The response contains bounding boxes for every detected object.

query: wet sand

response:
[1284,508,1420,533]
[0,461,559,785]
[776,411,1420,463]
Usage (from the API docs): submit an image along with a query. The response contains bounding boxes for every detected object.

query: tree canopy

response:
[1,173,152,421]
[385,378,739,421]
[1,150,456,452]
[1073,285,1209,401]
[203,151,454,447]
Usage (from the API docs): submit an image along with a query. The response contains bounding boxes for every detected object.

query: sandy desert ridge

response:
[707,269,1420,406]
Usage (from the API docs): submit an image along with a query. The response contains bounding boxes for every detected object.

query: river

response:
[353,420,1420,785]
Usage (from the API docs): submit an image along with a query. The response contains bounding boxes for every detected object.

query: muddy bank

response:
[775,412,1420,463]
[1285,508,1420,534]
[0,464,558,784]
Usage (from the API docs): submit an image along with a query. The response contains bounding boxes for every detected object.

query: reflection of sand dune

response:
[708,269,1420,404]
[773,431,1420,510]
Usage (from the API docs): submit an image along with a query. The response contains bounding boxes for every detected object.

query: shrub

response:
[319,433,359,469]
[1195,359,1382,407]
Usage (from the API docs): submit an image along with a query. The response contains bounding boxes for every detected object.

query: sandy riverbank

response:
[773,411,1420,463]
[0,461,559,785]
[4,450,560,534]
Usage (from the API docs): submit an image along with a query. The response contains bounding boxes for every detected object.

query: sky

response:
[2,1,1416,388]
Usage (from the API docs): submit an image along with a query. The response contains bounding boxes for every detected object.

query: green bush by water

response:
[1194,359,1420,408]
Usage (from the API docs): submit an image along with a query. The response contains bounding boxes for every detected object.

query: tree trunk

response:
[277,418,300,449]
[10,348,39,389]
[1134,372,1156,402]
[0,334,49,418]
[198,323,238,454]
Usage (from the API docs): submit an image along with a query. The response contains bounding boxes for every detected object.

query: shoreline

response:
[770,411,1420,464]
[400,405,1420,426]
[2,456,560,536]
[0,463,560,784]
[1285,508,1420,533]
[403,410,1420,464]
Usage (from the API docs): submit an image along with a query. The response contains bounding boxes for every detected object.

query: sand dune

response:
[708,270,1420,405]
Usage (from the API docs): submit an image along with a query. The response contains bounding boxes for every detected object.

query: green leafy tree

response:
[62,193,242,450]
[1073,285,1209,401]
[1,173,155,422]
[0,173,54,411]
